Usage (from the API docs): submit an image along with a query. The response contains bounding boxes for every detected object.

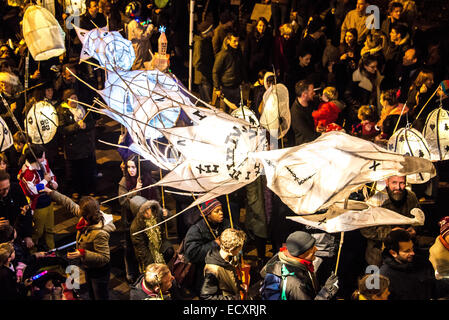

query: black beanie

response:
[286,231,316,257]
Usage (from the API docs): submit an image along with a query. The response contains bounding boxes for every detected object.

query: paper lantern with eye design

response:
[0,116,13,152]
[22,5,66,61]
[423,107,449,161]
[387,127,432,184]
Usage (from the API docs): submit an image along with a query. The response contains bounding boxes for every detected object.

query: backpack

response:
[260,264,295,300]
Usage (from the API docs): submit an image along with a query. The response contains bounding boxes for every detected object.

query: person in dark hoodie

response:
[184,198,231,296]
[200,228,247,300]
[260,231,339,300]
[380,229,449,300]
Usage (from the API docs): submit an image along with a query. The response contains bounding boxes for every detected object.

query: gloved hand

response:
[323,272,339,297]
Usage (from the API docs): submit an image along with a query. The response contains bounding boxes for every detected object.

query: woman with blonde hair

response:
[351,274,390,300]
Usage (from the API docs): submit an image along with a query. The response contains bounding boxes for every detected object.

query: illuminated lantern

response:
[260,83,290,139]
[22,5,66,61]
[25,101,59,144]
[423,107,449,161]
[231,106,259,126]
[0,116,13,152]
[75,26,135,71]
[149,26,170,72]
[64,0,86,17]
[387,127,432,184]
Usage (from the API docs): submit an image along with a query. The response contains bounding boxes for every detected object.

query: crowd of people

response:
[1,0,449,301]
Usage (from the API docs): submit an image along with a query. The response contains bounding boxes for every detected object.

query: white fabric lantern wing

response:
[388,127,432,184]
[260,83,290,138]
[287,201,425,233]
[0,116,13,152]
[423,107,449,161]
[252,131,435,214]
[25,101,59,144]
[22,5,65,61]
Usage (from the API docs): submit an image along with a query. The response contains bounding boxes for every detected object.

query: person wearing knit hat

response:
[429,216,449,279]
[193,17,215,103]
[184,197,231,295]
[438,80,449,98]
[260,231,339,300]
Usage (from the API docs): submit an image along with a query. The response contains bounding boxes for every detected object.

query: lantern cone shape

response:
[22,5,66,61]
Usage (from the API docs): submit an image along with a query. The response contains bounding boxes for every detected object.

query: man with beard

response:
[380,229,449,300]
[361,175,420,266]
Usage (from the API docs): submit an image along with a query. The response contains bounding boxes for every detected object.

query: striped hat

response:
[440,80,449,95]
[200,198,222,216]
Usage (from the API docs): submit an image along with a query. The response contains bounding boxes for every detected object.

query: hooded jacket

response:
[129,196,171,271]
[200,246,241,300]
[260,250,334,300]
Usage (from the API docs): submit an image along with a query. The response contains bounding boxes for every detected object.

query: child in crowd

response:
[352,105,380,140]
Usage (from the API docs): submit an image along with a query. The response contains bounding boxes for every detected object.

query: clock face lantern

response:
[388,127,432,184]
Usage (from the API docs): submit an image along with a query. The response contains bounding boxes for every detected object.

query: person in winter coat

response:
[0,242,32,300]
[260,231,339,300]
[243,17,272,83]
[343,54,383,129]
[118,154,159,282]
[18,145,58,251]
[380,229,449,300]
[0,171,33,247]
[193,19,215,103]
[200,228,247,300]
[184,198,231,295]
[129,196,172,273]
[290,80,320,146]
[212,32,247,111]
[361,175,420,267]
[130,263,179,300]
[57,89,96,198]
[44,188,116,300]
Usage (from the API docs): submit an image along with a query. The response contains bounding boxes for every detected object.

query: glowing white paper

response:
[423,107,449,161]
[387,127,432,184]
[25,100,59,144]
[0,116,13,152]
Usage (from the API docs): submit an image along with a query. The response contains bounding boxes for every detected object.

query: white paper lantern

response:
[260,83,290,139]
[231,106,259,126]
[75,26,135,71]
[25,101,59,144]
[387,127,432,184]
[423,107,449,161]
[22,5,66,61]
[0,116,13,152]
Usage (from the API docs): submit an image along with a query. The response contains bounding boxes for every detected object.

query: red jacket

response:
[18,159,56,210]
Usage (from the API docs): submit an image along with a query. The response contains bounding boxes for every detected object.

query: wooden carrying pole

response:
[334,197,349,274]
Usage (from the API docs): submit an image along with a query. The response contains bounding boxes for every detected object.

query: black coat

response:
[244,29,273,78]
[0,182,32,239]
[57,104,96,160]
[290,98,320,146]
[184,218,230,265]
[380,251,449,300]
